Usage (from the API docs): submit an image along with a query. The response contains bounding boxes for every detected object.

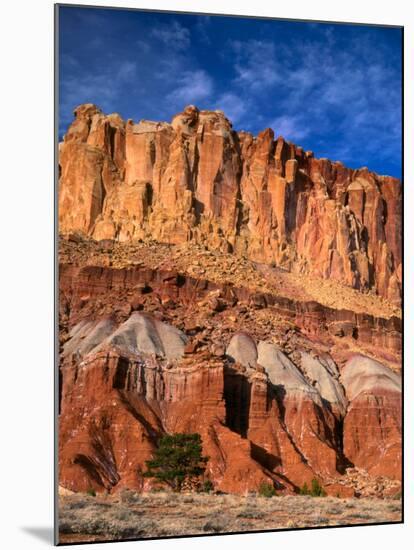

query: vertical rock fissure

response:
[223,367,251,438]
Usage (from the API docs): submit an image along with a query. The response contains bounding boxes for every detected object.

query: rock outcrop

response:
[341,355,402,480]
[59,300,401,495]
[58,104,402,303]
[59,261,402,362]
[60,317,292,494]
[58,104,402,499]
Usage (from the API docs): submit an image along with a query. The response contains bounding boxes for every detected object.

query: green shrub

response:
[311,478,327,497]
[144,433,208,492]
[202,479,214,493]
[299,479,326,497]
[258,481,277,498]
[86,487,96,497]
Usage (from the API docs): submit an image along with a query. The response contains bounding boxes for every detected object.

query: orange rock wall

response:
[58,104,402,303]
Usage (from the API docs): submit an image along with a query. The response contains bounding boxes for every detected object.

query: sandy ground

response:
[58,491,402,544]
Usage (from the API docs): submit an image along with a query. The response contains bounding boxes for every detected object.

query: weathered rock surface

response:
[59,260,402,363]
[58,103,402,498]
[299,351,348,418]
[341,355,402,480]
[226,333,258,368]
[58,104,402,303]
[256,342,339,477]
[59,320,287,494]
[93,312,187,360]
[59,301,401,495]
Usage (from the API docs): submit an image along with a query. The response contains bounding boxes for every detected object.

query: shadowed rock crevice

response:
[250,442,281,470]
[334,416,355,474]
[73,454,107,489]
[223,366,252,438]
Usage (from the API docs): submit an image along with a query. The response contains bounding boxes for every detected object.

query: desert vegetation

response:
[143,433,209,492]
[59,490,402,543]
[299,479,327,497]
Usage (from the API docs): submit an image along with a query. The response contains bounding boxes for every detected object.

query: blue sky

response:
[58,6,402,178]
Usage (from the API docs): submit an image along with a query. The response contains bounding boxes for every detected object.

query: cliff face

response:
[58,104,402,498]
[58,247,402,496]
[59,310,401,497]
[59,104,402,303]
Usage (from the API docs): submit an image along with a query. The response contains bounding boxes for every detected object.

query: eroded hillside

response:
[58,105,402,499]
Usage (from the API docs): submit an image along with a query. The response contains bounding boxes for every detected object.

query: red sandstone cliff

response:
[58,248,402,496]
[58,104,402,498]
[58,104,402,303]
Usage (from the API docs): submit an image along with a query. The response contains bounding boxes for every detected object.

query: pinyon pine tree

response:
[144,433,208,492]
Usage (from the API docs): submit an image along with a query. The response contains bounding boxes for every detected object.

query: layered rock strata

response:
[59,271,402,495]
[58,103,402,498]
[59,262,402,362]
[341,355,402,480]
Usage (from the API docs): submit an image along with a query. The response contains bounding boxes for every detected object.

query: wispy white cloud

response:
[214,92,247,124]
[225,32,401,173]
[60,54,80,69]
[151,20,191,50]
[194,16,212,45]
[166,69,214,107]
[230,40,280,91]
[59,59,140,134]
[59,8,401,175]
[60,73,117,119]
[135,39,151,53]
[117,61,137,81]
[269,115,310,141]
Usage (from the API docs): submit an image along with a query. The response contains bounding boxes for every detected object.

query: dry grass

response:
[59,491,402,544]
